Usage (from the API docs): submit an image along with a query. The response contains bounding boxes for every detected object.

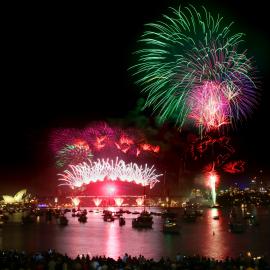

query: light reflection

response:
[105,222,119,258]
[211,208,219,218]
[107,207,116,212]
[202,208,228,258]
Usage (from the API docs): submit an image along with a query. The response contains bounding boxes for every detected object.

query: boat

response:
[183,213,197,222]
[114,212,123,218]
[211,204,221,209]
[183,208,197,222]
[162,218,180,234]
[229,222,245,233]
[45,211,53,221]
[22,214,35,224]
[195,209,204,216]
[243,212,252,219]
[229,207,245,233]
[132,211,153,228]
[0,214,9,222]
[161,209,177,219]
[119,217,125,226]
[249,215,260,226]
[59,216,68,226]
[78,215,87,223]
[103,211,115,222]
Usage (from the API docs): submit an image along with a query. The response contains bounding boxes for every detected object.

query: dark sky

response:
[1,0,269,193]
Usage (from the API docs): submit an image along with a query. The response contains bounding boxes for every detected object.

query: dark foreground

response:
[1,250,270,270]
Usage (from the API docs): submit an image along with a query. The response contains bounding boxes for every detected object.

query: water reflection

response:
[105,222,120,258]
[199,208,229,259]
[0,207,269,260]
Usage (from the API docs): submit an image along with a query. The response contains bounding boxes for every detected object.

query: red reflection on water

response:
[203,208,229,259]
[105,222,120,258]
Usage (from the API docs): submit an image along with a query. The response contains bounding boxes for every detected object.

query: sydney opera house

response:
[1,189,27,204]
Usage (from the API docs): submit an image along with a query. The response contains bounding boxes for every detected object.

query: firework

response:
[191,135,235,168]
[50,122,160,168]
[56,143,93,168]
[58,158,162,189]
[188,81,231,132]
[50,129,83,153]
[114,198,124,207]
[136,197,144,206]
[205,164,219,205]
[114,133,135,154]
[132,5,257,132]
[71,197,80,207]
[208,172,218,205]
[222,160,245,174]
[83,122,117,151]
[93,198,102,207]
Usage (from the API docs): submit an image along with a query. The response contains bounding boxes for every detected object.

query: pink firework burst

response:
[50,128,83,154]
[188,81,231,132]
[50,122,161,169]
[83,122,117,151]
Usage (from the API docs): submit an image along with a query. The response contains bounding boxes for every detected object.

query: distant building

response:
[2,189,27,204]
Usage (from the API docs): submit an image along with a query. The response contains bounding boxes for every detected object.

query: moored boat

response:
[59,215,68,226]
[162,218,180,234]
[22,214,35,224]
[119,217,125,226]
[103,211,115,222]
[229,222,245,233]
[78,215,87,223]
[132,211,153,228]
[0,214,9,222]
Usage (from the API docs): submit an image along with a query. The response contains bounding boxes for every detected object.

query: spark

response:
[58,157,162,189]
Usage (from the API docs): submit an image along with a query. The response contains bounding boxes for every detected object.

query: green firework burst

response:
[131,5,257,129]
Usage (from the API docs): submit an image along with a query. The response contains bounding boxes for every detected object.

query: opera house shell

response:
[2,189,27,204]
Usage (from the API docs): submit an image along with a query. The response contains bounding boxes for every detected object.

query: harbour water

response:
[1,207,269,260]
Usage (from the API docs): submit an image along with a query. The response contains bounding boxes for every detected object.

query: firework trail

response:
[132,5,258,133]
[205,163,219,205]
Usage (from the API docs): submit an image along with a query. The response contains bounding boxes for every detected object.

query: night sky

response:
[1,0,269,194]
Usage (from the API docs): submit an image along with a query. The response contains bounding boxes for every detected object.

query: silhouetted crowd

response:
[0,250,269,270]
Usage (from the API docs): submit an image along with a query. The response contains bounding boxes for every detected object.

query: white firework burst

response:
[58,157,162,189]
